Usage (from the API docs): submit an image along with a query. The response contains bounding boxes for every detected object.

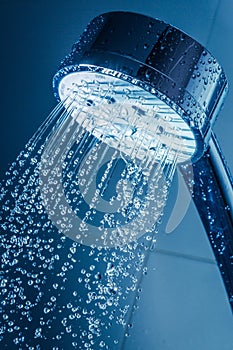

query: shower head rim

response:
[58,11,228,119]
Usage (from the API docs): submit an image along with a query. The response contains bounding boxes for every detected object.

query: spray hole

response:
[105,96,116,104]
[158,126,164,133]
[86,99,94,106]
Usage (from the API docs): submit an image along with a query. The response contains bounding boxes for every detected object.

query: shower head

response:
[53,11,228,165]
[47,12,233,307]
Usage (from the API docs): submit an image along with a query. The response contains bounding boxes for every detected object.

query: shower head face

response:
[58,70,197,164]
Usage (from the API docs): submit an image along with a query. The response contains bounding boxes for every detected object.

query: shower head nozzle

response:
[53,11,228,164]
[58,71,197,164]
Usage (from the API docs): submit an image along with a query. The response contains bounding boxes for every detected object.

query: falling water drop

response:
[0,71,195,349]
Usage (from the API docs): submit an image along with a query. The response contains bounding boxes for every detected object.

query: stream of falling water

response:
[0,78,182,349]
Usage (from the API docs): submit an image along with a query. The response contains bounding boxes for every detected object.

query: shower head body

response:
[53,11,228,164]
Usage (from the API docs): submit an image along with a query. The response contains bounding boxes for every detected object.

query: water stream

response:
[0,78,182,349]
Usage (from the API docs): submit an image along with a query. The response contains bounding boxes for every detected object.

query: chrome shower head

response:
[51,13,233,309]
[53,11,228,165]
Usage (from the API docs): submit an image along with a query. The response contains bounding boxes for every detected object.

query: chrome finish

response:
[209,134,233,221]
[53,11,228,163]
[180,134,233,310]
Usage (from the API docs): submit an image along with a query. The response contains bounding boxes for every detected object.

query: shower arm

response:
[179,133,233,312]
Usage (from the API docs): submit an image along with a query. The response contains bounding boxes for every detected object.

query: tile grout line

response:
[206,0,222,46]
[152,248,217,265]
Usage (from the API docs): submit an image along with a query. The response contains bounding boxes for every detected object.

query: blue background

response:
[0,1,233,349]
